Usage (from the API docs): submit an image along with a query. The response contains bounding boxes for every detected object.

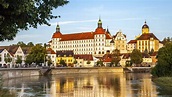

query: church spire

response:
[98,16,102,28]
[56,23,60,32]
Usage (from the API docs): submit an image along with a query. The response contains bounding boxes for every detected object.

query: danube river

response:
[0,73,171,97]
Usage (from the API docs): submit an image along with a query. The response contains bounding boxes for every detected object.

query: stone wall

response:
[0,67,124,80]
[51,67,124,75]
[0,68,40,80]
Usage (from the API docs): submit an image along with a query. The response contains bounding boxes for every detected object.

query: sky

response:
[1,0,172,46]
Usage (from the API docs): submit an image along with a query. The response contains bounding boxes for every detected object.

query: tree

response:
[130,49,143,66]
[152,42,172,77]
[73,59,77,64]
[0,0,69,41]
[4,53,12,64]
[17,41,26,47]
[59,59,67,67]
[25,44,46,65]
[162,37,172,45]
[149,48,154,55]
[111,49,121,66]
[15,55,22,64]
[96,60,104,67]
[27,42,34,47]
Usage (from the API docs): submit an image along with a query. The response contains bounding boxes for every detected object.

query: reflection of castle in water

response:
[2,73,158,97]
[50,73,157,97]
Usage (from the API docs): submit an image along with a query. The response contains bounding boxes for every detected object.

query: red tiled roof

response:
[74,54,93,61]
[47,48,56,54]
[94,27,106,34]
[137,33,159,40]
[128,40,137,44]
[52,31,62,38]
[102,54,112,62]
[106,33,112,39]
[60,32,94,41]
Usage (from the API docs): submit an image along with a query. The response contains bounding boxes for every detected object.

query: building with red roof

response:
[48,18,114,57]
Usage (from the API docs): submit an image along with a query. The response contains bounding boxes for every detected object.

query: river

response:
[0,73,171,97]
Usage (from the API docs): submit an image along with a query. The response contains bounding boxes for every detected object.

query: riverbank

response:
[0,67,124,80]
[153,77,172,95]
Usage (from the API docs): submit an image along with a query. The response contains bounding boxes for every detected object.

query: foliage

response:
[153,77,172,95]
[27,42,34,47]
[25,54,32,65]
[0,0,69,41]
[96,60,104,67]
[130,49,143,65]
[149,48,154,55]
[46,56,52,66]
[15,55,22,64]
[151,42,172,77]
[111,49,121,66]
[59,59,67,67]
[162,37,172,45]
[73,59,77,64]
[25,44,46,65]
[4,53,12,63]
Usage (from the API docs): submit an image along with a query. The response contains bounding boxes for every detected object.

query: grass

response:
[153,77,172,95]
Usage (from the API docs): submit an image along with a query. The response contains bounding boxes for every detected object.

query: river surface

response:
[0,73,171,97]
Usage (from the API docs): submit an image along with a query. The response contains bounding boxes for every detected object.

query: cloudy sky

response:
[1,0,172,45]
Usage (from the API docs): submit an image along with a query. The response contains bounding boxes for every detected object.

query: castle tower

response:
[142,21,149,34]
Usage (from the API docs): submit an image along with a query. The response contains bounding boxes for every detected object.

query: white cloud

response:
[42,19,98,26]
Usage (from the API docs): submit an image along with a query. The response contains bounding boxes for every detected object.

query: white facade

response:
[49,19,113,57]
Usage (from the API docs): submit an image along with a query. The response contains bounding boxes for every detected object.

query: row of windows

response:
[60,39,94,44]
[75,52,92,55]
[94,51,105,54]
[95,34,105,38]
[60,43,94,48]
[57,59,73,63]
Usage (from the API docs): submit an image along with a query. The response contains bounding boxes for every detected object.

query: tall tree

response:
[27,42,34,47]
[26,44,46,65]
[111,49,121,66]
[16,55,22,64]
[0,0,69,41]
[152,42,172,77]
[130,49,143,66]
[17,41,26,47]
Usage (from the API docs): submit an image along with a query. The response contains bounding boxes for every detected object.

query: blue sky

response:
[1,0,172,45]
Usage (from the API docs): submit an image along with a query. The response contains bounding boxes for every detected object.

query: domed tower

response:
[142,21,149,34]
[51,23,62,51]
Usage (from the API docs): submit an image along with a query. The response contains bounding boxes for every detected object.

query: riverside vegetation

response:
[151,42,172,95]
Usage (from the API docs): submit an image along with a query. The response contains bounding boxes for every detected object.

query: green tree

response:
[162,37,172,45]
[130,49,143,66]
[59,59,67,67]
[27,42,34,47]
[73,59,77,64]
[26,44,46,65]
[4,53,12,64]
[0,0,69,41]
[16,55,22,64]
[152,42,172,77]
[111,49,121,66]
[25,55,32,65]
[96,60,104,67]
[17,41,26,47]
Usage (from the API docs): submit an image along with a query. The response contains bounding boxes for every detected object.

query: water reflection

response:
[1,73,166,97]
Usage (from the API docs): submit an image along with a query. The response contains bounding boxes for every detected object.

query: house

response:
[74,54,94,67]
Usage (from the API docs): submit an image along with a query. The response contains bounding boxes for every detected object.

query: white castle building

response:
[48,19,115,57]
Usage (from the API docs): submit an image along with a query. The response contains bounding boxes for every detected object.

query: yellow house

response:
[56,50,74,66]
